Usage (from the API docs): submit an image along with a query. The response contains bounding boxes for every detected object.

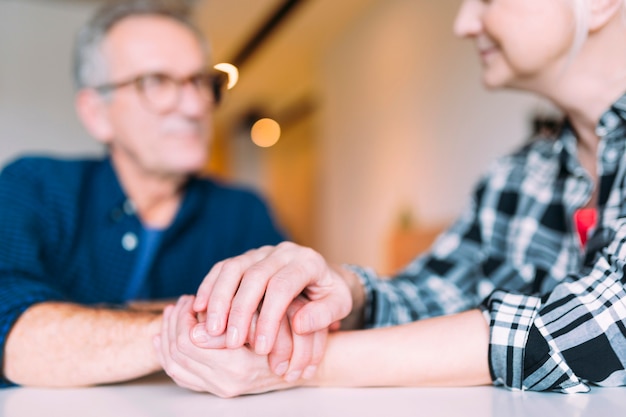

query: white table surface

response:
[1,373,624,417]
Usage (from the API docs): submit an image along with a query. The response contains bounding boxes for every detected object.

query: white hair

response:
[570,0,590,58]
[570,0,626,57]
[73,0,208,90]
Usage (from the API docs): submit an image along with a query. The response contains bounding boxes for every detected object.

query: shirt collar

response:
[596,92,626,140]
[96,157,204,227]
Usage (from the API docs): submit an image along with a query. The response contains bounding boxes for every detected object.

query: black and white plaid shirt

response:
[352,94,626,393]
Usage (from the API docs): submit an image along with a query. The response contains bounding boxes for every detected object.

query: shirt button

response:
[123,200,136,215]
[122,232,138,251]
[109,208,124,222]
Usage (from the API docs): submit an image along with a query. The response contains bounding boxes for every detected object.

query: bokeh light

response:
[213,63,239,89]
[251,118,281,148]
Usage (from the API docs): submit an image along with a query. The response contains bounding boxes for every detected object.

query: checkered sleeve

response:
[484,218,626,392]
[344,177,488,328]
[347,163,546,328]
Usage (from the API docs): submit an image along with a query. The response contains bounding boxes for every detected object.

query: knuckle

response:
[219,258,243,276]
[276,241,295,251]
[255,314,277,330]
[228,302,249,319]
[266,274,295,296]
[300,246,323,264]
[206,299,227,315]
[210,259,225,272]
[249,245,269,254]
[242,264,272,284]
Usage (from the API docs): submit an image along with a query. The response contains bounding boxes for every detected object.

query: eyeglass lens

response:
[137,73,218,113]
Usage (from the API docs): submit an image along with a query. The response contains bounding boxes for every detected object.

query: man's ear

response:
[588,0,624,32]
[75,89,114,145]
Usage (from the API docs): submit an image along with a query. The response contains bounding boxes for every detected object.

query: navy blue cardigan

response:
[0,156,285,385]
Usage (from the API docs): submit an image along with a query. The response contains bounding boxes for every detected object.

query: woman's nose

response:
[453,0,485,38]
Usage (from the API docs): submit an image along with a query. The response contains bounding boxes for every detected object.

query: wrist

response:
[336,266,365,330]
[142,312,164,372]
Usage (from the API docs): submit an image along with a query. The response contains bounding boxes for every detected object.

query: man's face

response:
[98,15,213,179]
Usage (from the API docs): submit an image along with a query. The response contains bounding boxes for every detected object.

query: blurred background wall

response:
[0,0,551,274]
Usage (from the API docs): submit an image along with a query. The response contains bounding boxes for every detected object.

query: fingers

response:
[211,244,300,350]
[194,247,273,313]
[200,246,274,339]
[291,286,353,334]
[240,245,326,354]
[194,242,348,361]
[193,261,223,312]
[265,297,326,382]
[252,259,349,351]
[267,314,293,377]
[305,326,328,380]
[190,323,228,348]
[158,296,293,397]
[282,297,315,382]
[190,309,259,349]
[157,299,207,392]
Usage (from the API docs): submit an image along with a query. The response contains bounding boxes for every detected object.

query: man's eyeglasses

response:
[92,71,227,113]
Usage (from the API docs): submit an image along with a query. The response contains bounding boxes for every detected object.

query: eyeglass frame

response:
[91,70,227,113]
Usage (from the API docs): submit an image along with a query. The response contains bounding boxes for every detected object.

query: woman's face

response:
[454,0,577,91]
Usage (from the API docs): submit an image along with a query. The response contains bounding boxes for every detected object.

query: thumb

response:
[190,323,228,348]
[292,293,352,335]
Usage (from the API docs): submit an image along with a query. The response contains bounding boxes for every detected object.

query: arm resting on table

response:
[3,302,162,387]
[312,309,491,388]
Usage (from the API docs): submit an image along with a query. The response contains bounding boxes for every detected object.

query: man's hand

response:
[192,295,328,381]
[154,296,300,397]
[192,242,355,358]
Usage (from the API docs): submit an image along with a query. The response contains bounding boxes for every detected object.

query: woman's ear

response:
[75,89,114,145]
[588,0,624,32]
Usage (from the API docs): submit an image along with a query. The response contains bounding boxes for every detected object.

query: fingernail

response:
[285,370,302,383]
[192,325,210,343]
[275,361,289,376]
[207,313,220,334]
[226,326,239,347]
[302,365,317,380]
[255,334,268,354]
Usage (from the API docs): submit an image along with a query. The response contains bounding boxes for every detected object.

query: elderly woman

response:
[157,0,626,397]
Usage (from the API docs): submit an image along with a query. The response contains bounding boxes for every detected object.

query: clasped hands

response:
[152,242,353,397]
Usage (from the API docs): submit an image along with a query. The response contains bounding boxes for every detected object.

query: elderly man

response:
[0,0,284,387]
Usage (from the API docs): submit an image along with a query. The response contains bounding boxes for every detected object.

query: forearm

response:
[311,309,491,387]
[3,302,163,387]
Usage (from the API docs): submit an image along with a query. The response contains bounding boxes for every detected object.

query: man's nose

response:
[177,81,210,117]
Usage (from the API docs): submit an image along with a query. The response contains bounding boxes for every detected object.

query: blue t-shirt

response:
[123,226,165,301]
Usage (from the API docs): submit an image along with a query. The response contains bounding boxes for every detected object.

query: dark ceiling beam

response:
[230,0,307,68]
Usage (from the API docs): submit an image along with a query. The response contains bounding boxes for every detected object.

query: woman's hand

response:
[192,242,354,358]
